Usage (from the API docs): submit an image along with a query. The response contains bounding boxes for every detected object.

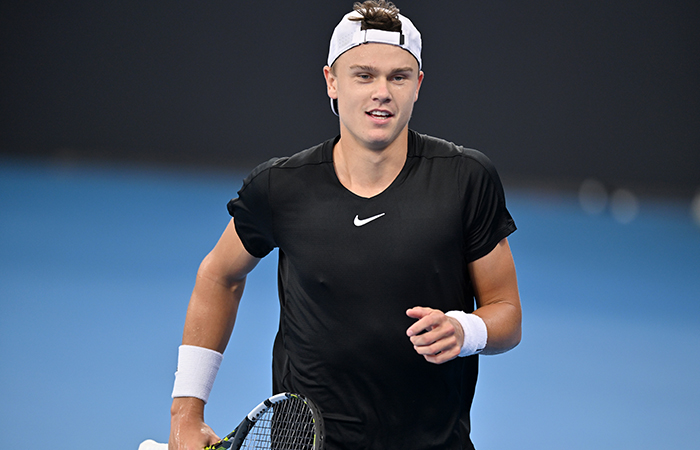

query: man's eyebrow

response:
[349,64,377,72]
[349,64,415,73]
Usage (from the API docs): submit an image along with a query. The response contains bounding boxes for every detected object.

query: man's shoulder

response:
[280,139,334,168]
[411,130,493,167]
[243,137,335,184]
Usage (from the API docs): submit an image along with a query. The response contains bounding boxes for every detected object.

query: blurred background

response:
[2,0,698,196]
[1,1,699,449]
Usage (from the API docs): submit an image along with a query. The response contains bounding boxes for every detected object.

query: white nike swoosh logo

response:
[353,213,386,227]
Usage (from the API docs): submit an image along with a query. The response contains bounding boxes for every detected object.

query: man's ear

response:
[323,65,338,100]
[414,70,424,102]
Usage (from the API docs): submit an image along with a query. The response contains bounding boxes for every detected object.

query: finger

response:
[412,330,456,354]
[423,349,458,365]
[408,311,453,342]
[411,321,460,353]
[415,338,461,364]
[405,306,433,319]
[406,307,437,336]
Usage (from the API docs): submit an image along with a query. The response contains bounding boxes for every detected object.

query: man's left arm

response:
[468,237,521,355]
[407,238,521,362]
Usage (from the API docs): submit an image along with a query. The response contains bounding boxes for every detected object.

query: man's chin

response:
[362,130,406,151]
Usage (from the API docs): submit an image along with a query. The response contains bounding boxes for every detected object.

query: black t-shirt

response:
[228,130,516,449]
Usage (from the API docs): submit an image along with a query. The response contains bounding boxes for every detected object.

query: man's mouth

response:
[367,110,393,119]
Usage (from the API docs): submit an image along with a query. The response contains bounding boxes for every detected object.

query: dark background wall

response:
[2,1,698,196]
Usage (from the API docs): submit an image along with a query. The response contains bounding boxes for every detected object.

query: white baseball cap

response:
[327,10,422,69]
[326,10,422,115]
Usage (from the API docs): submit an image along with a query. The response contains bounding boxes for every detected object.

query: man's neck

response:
[333,129,409,198]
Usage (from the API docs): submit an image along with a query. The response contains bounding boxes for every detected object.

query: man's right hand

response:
[169,397,219,450]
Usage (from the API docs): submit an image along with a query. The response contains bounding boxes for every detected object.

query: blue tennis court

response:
[1,157,698,449]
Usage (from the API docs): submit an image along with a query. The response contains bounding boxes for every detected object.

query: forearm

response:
[168,263,246,447]
[473,300,521,355]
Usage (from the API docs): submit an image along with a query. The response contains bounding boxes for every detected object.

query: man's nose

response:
[372,78,391,103]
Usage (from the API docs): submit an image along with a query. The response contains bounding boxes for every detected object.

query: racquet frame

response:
[205,392,324,450]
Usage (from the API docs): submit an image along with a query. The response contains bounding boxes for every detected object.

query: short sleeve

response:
[460,149,516,262]
[227,158,281,258]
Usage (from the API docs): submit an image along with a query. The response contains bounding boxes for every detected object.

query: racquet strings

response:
[241,396,316,450]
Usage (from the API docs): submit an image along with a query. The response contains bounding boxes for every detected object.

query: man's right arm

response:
[169,219,260,450]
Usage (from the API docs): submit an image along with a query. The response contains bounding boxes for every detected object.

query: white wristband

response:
[171,345,223,404]
[445,311,488,357]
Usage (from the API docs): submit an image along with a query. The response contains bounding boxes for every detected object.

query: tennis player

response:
[169,1,521,449]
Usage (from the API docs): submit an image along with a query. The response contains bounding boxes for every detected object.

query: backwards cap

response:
[326,9,422,114]
[327,10,422,68]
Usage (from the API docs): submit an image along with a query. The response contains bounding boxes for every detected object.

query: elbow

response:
[509,326,522,351]
[197,252,247,294]
[481,308,521,355]
[502,311,523,352]
[482,330,520,355]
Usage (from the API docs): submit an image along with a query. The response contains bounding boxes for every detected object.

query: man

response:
[169,1,521,449]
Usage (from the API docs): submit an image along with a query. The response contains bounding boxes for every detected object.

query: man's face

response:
[324,43,424,151]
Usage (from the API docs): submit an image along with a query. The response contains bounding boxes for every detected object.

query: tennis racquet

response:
[139,392,324,450]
